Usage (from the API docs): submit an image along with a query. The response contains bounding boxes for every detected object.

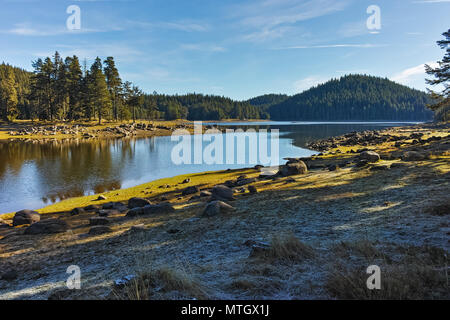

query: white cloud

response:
[390,62,438,85]
[293,76,328,93]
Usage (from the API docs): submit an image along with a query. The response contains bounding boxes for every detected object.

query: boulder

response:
[0,218,10,228]
[89,226,112,235]
[279,161,308,176]
[182,186,199,196]
[359,151,380,163]
[89,217,110,226]
[128,197,151,209]
[211,185,234,201]
[24,219,68,235]
[200,190,212,197]
[84,205,101,212]
[70,207,85,216]
[129,224,146,233]
[235,178,257,186]
[142,203,175,215]
[125,207,144,217]
[203,201,235,217]
[248,185,258,194]
[401,151,426,161]
[13,210,41,226]
[1,270,18,281]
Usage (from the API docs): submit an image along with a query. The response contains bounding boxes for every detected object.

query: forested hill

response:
[0,56,434,122]
[246,94,288,108]
[266,75,434,121]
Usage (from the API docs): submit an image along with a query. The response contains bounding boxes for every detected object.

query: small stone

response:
[360,151,380,162]
[248,185,258,194]
[128,197,151,209]
[71,207,85,216]
[129,224,146,232]
[182,186,199,196]
[1,270,18,281]
[89,217,110,226]
[13,210,41,226]
[24,219,68,235]
[97,195,107,201]
[211,185,234,201]
[203,201,235,217]
[89,226,112,235]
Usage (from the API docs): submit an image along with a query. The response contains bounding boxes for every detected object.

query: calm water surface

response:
[0,122,418,213]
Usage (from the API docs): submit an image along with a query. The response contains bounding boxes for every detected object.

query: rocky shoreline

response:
[0,123,449,300]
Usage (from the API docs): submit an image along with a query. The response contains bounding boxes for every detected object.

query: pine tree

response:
[89,57,111,124]
[65,56,83,120]
[103,57,122,121]
[425,29,450,121]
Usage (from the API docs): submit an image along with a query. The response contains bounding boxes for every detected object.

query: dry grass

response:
[251,235,315,263]
[113,266,209,300]
[326,244,449,300]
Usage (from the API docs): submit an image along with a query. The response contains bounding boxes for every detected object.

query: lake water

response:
[0,121,418,213]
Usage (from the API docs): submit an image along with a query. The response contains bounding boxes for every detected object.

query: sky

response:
[0,0,449,100]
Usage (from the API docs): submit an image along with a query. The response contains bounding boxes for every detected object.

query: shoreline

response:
[0,120,442,217]
[0,121,449,299]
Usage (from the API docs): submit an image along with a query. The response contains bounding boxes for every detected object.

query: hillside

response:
[266,75,434,121]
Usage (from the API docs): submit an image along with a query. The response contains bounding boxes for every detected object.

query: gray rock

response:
[235,178,257,186]
[182,186,199,196]
[89,217,110,226]
[89,226,112,235]
[84,205,101,212]
[129,224,146,233]
[126,207,144,217]
[13,210,41,226]
[248,185,258,194]
[401,151,426,161]
[97,195,107,201]
[211,185,234,201]
[24,219,68,235]
[279,161,308,176]
[200,190,212,197]
[203,201,235,217]
[142,202,175,215]
[128,197,152,209]
[1,270,18,281]
[70,207,85,216]
[360,151,380,162]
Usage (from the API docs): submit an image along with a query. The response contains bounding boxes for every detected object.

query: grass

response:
[113,266,208,300]
[0,167,260,218]
[251,235,315,263]
[326,244,449,300]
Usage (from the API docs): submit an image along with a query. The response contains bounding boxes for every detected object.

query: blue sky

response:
[0,0,449,100]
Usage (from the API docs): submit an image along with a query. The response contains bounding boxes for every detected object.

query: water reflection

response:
[0,122,410,213]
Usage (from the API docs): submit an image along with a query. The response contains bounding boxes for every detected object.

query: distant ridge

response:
[249,75,433,121]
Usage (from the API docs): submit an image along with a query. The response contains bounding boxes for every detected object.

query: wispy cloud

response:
[293,76,328,93]
[275,43,385,50]
[390,62,438,85]
[2,23,121,36]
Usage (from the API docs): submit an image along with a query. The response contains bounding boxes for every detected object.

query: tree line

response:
[0,52,264,123]
[0,52,441,123]
[0,53,146,123]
